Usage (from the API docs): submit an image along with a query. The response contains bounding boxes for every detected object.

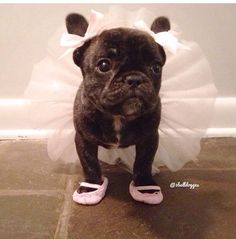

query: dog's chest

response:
[112,116,122,147]
[103,116,145,149]
[103,116,122,149]
[93,112,157,148]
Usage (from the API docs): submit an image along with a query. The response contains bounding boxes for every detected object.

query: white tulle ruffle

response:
[24,7,217,173]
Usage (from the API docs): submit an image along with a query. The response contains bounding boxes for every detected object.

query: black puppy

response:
[66,13,170,205]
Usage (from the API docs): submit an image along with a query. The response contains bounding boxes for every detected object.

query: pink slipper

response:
[73,177,108,205]
[129,181,163,205]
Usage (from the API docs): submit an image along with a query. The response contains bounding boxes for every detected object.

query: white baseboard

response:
[0,128,236,140]
[206,128,236,137]
[0,97,235,139]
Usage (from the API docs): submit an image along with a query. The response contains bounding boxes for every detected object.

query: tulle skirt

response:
[24,7,217,173]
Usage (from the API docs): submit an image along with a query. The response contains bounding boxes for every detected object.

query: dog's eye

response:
[151,65,161,74]
[97,59,112,73]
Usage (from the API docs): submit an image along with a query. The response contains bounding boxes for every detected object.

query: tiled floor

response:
[0,138,236,239]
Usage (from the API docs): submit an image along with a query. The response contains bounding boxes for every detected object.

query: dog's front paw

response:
[73,177,109,205]
[129,181,163,205]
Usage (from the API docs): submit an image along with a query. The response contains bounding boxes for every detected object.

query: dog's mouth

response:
[101,87,138,106]
[100,87,158,118]
[121,97,143,117]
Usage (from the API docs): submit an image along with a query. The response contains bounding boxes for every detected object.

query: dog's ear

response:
[66,13,88,36]
[73,40,92,68]
[150,17,170,65]
[151,17,170,33]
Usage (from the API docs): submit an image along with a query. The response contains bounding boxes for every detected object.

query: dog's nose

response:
[125,75,143,87]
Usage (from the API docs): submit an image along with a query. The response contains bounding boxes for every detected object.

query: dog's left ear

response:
[150,17,170,65]
[151,17,170,33]
[66,13,88,36]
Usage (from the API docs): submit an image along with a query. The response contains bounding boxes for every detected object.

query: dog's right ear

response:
[66,13,88,36]
[66,13,90,68]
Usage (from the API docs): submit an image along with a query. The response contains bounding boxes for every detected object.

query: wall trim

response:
[0,97,235,139]
[0,128,236,140]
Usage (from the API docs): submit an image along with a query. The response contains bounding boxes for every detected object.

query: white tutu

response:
[24,7,217,173]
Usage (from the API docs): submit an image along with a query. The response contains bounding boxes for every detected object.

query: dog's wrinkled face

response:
[74,28,166,119]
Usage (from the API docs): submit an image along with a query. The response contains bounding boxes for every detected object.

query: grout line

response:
[0,189,64,196]
[1,232,51,237]
[54,176,76,239]
[160,168,236,172]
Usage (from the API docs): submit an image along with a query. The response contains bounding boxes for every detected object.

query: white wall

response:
[0,4,236,138]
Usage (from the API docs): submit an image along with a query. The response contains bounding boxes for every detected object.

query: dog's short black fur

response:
[66,13,170,192]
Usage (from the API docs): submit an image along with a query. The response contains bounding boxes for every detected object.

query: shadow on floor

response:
[98,168,225,239]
